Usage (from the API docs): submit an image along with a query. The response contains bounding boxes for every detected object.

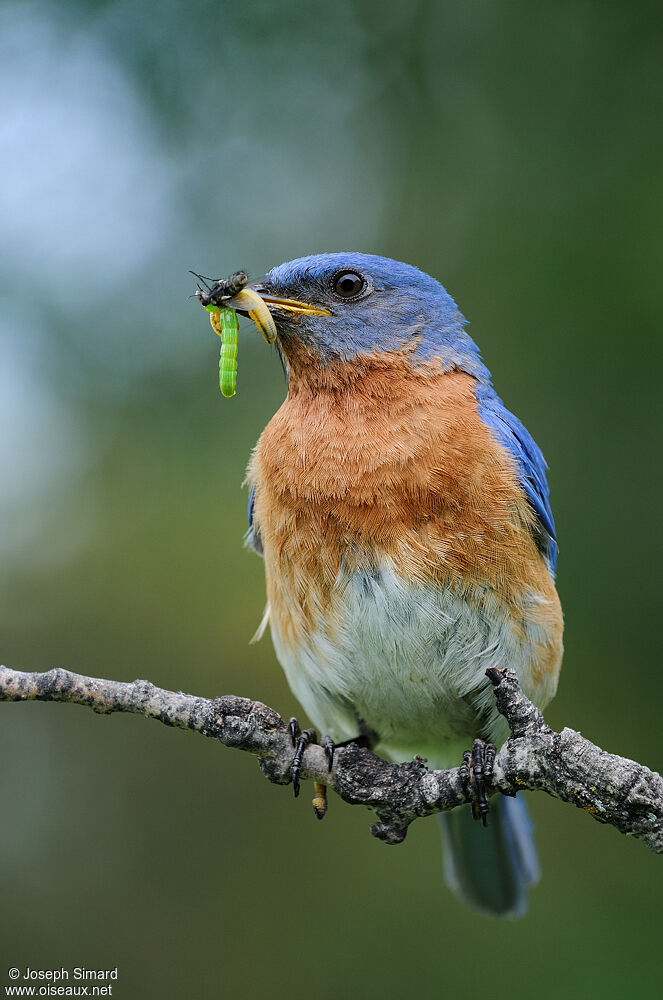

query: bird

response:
[243,252,563,917]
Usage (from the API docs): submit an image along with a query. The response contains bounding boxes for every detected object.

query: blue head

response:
[253,253,490,381]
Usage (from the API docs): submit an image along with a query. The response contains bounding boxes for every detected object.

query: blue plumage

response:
[262,252,489,378]
[439,794,540,917]
[244,252,562,918]
[254,251,558,575]
[477,384,558,574]
[246,484,262,555]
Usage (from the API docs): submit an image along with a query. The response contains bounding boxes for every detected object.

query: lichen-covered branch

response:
[1,664,661,852]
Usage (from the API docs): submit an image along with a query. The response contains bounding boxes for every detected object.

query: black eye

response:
[332,271,366,299]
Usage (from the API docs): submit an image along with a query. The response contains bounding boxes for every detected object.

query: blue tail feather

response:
[438,794,540,917]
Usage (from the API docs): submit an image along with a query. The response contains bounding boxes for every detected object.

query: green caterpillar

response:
[207,306,239,398]
[195,270,277,398]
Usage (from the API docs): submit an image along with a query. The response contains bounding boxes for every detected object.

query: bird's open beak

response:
[257,294,332,318]
[221,288,277,344]
[226,287,331,344]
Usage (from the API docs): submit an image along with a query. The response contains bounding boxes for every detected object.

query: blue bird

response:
[244,253,563,916]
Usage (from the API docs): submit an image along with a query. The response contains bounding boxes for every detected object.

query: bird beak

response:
[256,293,332,318]
[225,286,331,344]
[223,288,278,344]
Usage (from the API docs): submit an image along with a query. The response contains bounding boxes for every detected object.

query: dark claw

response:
[484,742,496,780]
[291,727,317,798]
[460,738,496,826]
[460,749,472,788]
[288,717,301,747]
[320,735,335,772]
[472,739,489,826]
[286,723,343,808]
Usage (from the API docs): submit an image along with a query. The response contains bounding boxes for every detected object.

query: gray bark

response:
[1,664,661,852]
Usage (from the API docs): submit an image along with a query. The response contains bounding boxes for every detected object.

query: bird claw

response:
[287,720,374,816]
[288,718,317,799]
[459,738,496,826]
[320,734,335,771]
[287,719,336,816]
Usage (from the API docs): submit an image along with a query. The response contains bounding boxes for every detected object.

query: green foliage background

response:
[1,1,662,995]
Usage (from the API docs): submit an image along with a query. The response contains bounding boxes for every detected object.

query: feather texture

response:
[242,252,563,916]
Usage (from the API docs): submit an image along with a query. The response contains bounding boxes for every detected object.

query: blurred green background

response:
[1,0,662,996]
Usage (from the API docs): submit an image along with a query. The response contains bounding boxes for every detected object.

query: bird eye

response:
[332,271,366,299]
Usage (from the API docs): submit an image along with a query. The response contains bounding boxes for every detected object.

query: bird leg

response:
[287,720,333,818]
[288,720,372,819]
[288,718,318,800]
[459,738,496,826]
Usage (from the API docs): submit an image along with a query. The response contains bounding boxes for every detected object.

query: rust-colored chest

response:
[248,360,549,603]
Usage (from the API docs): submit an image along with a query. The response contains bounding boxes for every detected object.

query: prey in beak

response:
[192,269,332,399]
[192,270,331,344]
[192,270,278,344]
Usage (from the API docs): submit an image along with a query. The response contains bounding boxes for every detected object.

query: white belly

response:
[269,561,558,768]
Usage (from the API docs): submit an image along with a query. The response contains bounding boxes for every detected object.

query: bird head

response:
[249,252,489,384]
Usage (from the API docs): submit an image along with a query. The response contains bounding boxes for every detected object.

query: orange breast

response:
[247,351,562,689]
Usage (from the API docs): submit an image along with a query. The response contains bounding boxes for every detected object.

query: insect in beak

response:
[226,288,278,344]
[209,308,240,398]
[193,269,331,399]
[191,272,278,346]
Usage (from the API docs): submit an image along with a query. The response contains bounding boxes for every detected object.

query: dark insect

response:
[191,270,248,309]
[191,269,278,400]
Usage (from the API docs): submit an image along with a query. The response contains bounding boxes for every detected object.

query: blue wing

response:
[246,485,263,555]
[476,385,558,574]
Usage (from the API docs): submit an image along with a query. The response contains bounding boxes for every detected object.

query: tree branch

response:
[1,664,661,852]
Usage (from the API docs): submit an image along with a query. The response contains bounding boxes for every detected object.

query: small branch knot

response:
[486,667,549,738]
[370,818,408,844]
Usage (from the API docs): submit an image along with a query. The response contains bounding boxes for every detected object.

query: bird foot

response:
[288,718,334,816]
[287,720,376,817]
[459,738,496,826]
